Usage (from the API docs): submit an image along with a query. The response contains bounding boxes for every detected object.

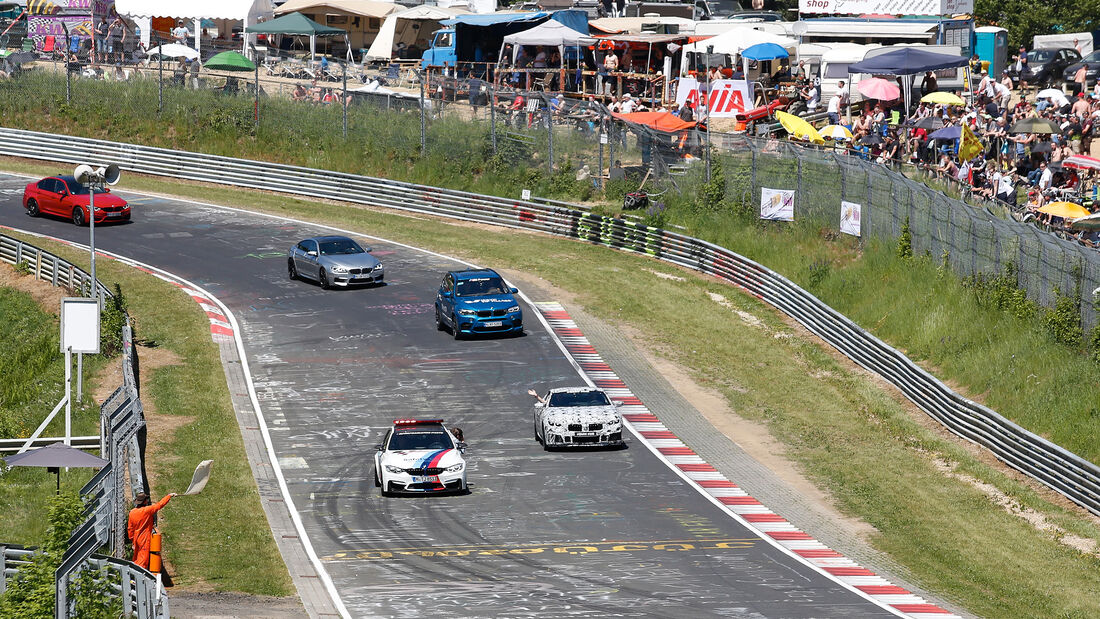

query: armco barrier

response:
[0,232,164,618]
[1,127,1098,517]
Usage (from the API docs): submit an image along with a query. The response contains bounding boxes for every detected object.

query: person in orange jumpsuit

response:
[127,491,176,569]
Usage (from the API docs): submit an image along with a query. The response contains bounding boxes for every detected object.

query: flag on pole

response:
[959,123,984,162]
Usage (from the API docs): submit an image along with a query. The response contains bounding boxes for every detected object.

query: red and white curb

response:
[535,301,960,619]
[1,226,234,340]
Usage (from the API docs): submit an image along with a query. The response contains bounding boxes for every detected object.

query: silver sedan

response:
[288,235,384,289]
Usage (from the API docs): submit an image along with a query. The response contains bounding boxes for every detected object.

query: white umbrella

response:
[1036,88,1070,106]
[147,44,199,60]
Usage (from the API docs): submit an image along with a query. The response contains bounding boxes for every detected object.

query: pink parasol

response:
[857,77,901,101]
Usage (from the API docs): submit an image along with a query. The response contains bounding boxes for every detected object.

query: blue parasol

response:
[741,42,789,61]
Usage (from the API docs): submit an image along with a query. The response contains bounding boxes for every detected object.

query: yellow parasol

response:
[775,111,824,144]
[820,124,853,141]
[1038,202,1092,219]
[920,91,966,106]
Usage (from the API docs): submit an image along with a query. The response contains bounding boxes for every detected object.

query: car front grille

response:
[405,467,445,475]
[476,309,508,318]
[567,424,583,432]
[588,423,603,431]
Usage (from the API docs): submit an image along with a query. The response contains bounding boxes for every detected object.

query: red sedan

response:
[22,175,130,226]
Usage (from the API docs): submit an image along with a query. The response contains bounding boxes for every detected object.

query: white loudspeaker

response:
[103,163,121,185]
[74,164,95,184]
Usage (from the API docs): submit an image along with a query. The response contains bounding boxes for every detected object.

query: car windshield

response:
[455,276,508,297]
[1028,50,1054,63]
[548,390,612,407]
[388,429,454,451]
[62,179,108,195]
[318,239,365,255]
[1084,51,1100,63]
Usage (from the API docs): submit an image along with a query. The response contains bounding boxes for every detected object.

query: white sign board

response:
[60,297,100,354]
[676,78,755,118]
[798,0,973,15]
[521,189,531,200]
[840,201,862,237]
[760,188,795,222]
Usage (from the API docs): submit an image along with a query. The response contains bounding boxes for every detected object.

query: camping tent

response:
[500,20,594,63]
[116,0,274,54]
[275,0,401,50]
[847,47,969,114]
[247,11,346,61]
[365,5,467,62]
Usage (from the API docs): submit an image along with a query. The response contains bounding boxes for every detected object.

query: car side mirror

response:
[365,247,373,253]
[534,401,544,408]
[374,444,383,451]
[613,400,622,407]
[510,287,518,294]
[457,441,468,452]
[307,250,318,257]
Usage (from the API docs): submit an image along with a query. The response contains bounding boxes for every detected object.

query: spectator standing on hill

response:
[827,83,845,125]
[921,71,938,96]
[94,15,108,63]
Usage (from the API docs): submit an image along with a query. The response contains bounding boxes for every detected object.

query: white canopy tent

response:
[499,20,595,64]
[115,0,274,56]
[681,26,796,58]
[365,5,467,62]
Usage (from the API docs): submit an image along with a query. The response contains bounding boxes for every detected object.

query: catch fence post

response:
[547,100,554,172]
[489,81,497,155]
[342,61,348,139]
[418,69,426,156]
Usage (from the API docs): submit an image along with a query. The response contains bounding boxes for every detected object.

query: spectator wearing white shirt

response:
[619,93,638,114]
[826,81,845,125]
[1038,161,1053,191]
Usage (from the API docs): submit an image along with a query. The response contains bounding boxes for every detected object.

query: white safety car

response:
[532,387,625,449]
[374,419,468,496]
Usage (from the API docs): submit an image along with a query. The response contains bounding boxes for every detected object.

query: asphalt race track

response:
[0,174,896,618]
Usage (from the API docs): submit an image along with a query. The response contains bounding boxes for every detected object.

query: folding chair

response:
[21,38,34,53]
[42,36,55,54]
[381,63,400,86]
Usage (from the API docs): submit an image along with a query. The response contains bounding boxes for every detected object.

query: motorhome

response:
[785,17,974,57]
[818,43,880,101]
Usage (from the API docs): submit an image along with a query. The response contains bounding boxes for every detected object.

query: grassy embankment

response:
[0,282,107,541]
[0,238,292,596]
[0,156,1094,616]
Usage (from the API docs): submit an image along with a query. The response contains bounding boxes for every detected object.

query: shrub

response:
[100,284,129,357]
[1043,288,1083,348]
[0,493,120,619]
[896,216,913,260]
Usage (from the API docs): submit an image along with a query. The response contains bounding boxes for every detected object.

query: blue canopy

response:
[443,12,548,27]
[928,125,962,140]
[848,48,969,75]
[742,42,788,61]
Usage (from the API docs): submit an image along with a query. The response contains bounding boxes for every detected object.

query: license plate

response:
[107,212,122,218]
[411,475,439,483]
[574,432,597,437]
[484,321,503,327]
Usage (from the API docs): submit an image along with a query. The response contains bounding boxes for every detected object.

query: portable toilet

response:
[975,26,1008,78]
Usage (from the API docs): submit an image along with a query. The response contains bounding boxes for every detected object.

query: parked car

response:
[1008,47,1080,87]
[1062,50,1100,89]
[287,235,384,289]
[373,418,468,496]
[434,268,523,339]
[22,175,130,226]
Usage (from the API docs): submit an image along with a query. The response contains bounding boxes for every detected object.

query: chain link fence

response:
[0,55,1098,331]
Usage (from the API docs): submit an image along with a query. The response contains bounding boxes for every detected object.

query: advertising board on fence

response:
[675,78,754,118]
[840,201,862,237]
[760,188,795,221]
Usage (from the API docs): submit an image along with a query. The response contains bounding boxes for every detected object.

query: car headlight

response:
[547,418,562,426]
[93,207,103,212]
[445,463,464,472]
[458,309,477,316]
[506,305,521,313]
[330,265,348,274]
[384,465,405,474]
[372,264,383,271]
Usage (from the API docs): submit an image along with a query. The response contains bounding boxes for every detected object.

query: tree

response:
[974,0,1100,51]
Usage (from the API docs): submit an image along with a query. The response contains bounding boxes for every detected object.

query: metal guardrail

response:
[0,233,163,617]
[0,127,1096,518]
[1,544,167,617]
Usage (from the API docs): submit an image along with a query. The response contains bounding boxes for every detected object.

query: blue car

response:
[434,269,523,339]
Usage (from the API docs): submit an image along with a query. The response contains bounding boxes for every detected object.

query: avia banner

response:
[676,78,754,118]
[797,0,972,15]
